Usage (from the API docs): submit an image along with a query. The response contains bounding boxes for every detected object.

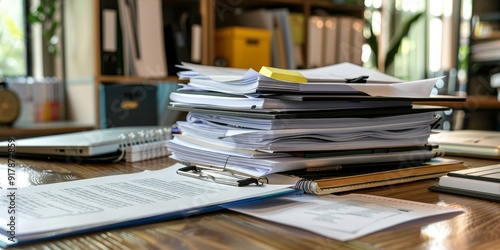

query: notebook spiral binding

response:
[117,128,172,162]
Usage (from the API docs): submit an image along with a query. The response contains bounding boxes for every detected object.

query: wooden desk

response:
[2,156,499,250]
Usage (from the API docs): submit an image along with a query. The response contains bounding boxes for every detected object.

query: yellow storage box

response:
[215,27,271,70]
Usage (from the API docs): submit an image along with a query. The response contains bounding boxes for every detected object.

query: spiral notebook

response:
[0,126,172,162]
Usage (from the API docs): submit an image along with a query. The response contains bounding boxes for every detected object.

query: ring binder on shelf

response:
[176,164,263,187]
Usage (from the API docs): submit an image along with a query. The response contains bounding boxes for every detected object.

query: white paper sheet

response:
[227,193,464,241]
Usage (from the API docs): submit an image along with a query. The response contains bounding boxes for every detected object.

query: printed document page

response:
[227,193,463,241]
[0,164,294,245]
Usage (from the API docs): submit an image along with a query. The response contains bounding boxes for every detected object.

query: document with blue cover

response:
[0,164,297,247]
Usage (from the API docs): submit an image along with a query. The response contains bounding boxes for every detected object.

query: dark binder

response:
[163,23,190,74]
[100,0,123,75]
[101,84,158,128]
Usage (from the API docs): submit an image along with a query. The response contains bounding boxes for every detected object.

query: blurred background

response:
[1,0,499,139]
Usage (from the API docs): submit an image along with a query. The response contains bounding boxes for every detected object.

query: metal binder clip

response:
[176,164,262,187]
[345,75,369,83]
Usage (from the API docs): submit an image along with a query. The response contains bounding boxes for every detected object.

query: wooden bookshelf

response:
[88,0,365,128]
[97,75,181,84]
[414,96,500,110]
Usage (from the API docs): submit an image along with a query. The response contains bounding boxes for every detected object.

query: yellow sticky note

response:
[259,66,307,83]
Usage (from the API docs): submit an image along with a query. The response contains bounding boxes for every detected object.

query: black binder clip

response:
[345,75,369,83]
[431,114,443,129]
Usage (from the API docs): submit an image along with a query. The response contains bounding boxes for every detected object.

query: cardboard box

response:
[215,27,271,70]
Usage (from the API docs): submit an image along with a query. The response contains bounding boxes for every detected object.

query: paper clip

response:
[176,164,263,187]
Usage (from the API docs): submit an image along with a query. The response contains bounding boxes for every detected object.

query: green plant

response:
[366,12,424,72]
[0,2,26,75]
[28,0,60,55]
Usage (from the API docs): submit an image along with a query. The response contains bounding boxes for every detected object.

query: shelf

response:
[414,96,500,110]
[98,75,181,84]
[310,1,364,17]
[0,121,94,141]
[463,96,500,109]
[231,0,306,7]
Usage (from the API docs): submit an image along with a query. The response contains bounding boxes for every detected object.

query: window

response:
[0,0,30,77]
[364,0,461,82]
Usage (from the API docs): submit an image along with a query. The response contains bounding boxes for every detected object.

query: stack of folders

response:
[429,164,500,202]
[167,62,467,193]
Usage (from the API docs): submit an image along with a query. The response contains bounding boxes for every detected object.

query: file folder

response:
[100,0,122,75]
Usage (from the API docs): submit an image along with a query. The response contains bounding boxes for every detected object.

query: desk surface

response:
[2,156,499,250]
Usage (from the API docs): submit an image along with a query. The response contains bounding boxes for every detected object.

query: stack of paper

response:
[167,63,463,191]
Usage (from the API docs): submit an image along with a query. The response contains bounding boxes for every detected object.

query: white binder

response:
[307,16,324,68]
[323,16,338,66]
